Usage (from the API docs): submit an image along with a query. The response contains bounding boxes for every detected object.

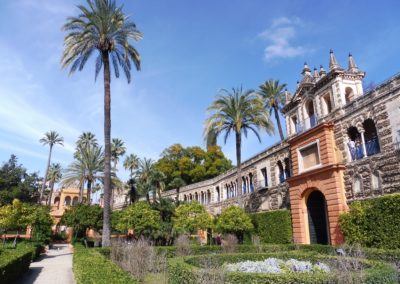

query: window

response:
[363,119,380,156]
[298,141,321,172]
[291,115,298,134]
[261,168,268,187]
[345,87,354,104]
[321,93,333,115]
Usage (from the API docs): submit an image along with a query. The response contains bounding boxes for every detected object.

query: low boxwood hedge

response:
[73,244,138,284]
[0,245,34,283]
[168,251,398,284]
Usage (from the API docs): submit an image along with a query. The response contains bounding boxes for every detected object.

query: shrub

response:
[0,245,34,283]
[222,234,238,253]
[215,206,253,243]
[174,234,192,256]
[73,244,137,284]
[250,209,292,244]
[168,251,398,284]
[340,194,400,249]
[173,202,212,234]
[62,204,103,238]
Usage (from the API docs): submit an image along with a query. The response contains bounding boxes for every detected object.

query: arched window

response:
[347,126,363,161]
[64,196,71,206]
[195,192,198,201]
[321,93,333,115]
[249,173,254,192]
[284,158,291,179]
[353,175,362,195]
[207,190,211,204]
[306,100,317,128]
[242,177,247,194]
[277,161,285,184]
[183,194,187,201]
[291,115,299,134]
[72,196,78,205]
[54,197,60,207]
[345,87,354,104]
[216,186,220,202]
[363,119,380,156]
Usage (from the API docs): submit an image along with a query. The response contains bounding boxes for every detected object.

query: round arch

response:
[305,190,330,245]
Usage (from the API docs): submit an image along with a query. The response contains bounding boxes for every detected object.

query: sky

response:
[0,0,399,184]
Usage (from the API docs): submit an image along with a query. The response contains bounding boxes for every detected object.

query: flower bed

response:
[168,251,398,284]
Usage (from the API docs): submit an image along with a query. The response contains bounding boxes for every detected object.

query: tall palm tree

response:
[77,132,98,150]
[111,138,126,170]
[62,0,142,246]
[135,158,165,204]
[204,87,274,200]
[123,153,140,203]
[63,145,104,204]
[258,80,287,141]
[46,163,63,206]
[39,131,64,201]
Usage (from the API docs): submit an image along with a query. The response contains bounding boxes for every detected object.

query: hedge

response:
[340,194,400,249]
[250,209,293,244]
[168,251,398,284]
[73,244,138,284]
[0,245,34,283]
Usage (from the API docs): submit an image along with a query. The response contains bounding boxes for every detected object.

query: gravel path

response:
[19,243,75,284]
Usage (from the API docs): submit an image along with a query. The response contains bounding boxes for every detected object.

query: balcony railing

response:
[295,114,318,134]
[366,138,380,156]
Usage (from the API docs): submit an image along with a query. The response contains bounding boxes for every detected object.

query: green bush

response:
[340,194,400,249]
[0,245,34,283]
[168,251,398,284]
[73,244,137,284]
[250,209,293,244]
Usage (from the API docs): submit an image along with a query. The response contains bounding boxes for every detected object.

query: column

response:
[360,131,367,157]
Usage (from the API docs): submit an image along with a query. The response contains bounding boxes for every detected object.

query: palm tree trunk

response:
[274,106,284,140]
[236,131,242,198]
[87,180,92,205]
[40,145,53,203]
[47,181,54,206]
[102,51,112,247]
[79,183,84,203]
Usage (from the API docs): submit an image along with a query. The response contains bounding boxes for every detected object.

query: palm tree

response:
[204,87,274,200]
[63,145,104,204]
[111,138,126,170]
[62,0,142,246]
[258,80,287,141]
[46,163,62,206]
[39,131,64,201]
[123,153,140,203]
[77,132,98,150]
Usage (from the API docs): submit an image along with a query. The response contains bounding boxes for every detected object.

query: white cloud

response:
[258,17,308,61]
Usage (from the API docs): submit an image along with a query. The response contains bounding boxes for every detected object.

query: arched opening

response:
[371,171,382,192]
[64,196,71,206]
[216,186,220,202]
[72,196,78,205]
[306,100,317,127]
[207,190,211,204]
[277,161,285,183]
[345,87,354,104]
[321,93,333,115]
[249,173,254,192]
[284,158,291,179]
[261,168,268,187]
[242,177,247,194]
[347,127,364,160]
[291,115,299,134]
[189,193,193,201]
[307,191,329,245]
[195,192,198,202]
[363,119,380,156]
[183,194,187,202]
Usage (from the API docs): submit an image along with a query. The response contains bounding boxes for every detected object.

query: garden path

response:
[19,243,75,284]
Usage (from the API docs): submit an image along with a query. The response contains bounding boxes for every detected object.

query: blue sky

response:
[0,0,399,183]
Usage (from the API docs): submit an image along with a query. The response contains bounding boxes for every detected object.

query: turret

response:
[319,65,326,77]
[329,49,340,70]
[348,53,359,73]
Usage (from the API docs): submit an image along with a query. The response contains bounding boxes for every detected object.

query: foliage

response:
[73,244,138,284]
[116,202,161,237]
[250,210,293,244]
[28,204,53,242]
[111,138,126,169]
[216,206,254,241]
[173,202,212,234]
[61,204,103,237]
[0,245,35,283]
[340,194,400,249]
[0,155,40,205]
[155,144,232,190]
[168,252,397,284]
[151,198,176,245]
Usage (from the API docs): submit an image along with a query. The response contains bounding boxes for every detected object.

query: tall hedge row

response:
[0,245,34,283]
[340,194,400,249]
[250,209,293,244]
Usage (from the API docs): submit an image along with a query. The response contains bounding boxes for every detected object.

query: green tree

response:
[0,155,40,205]
[61,204,103,238]
[46,163,62,206]
[116,201,160,237]
[39,131,64,201]
[27,204,53,242]
[63,145,104,204]
[135,158,165,203]
[111,138,126,170]
[77,132,98,150]
[123,154,140,203]
[258,80,287,141]
[204,87,274,199]
[151,197,176,245]
[216,205,254,243]
[62,0,143,247]
[173,202,212,235]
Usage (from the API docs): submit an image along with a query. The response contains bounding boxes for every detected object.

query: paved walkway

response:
[19,244,75,284]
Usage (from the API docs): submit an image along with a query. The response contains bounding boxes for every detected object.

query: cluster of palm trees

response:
[204,80,287,199]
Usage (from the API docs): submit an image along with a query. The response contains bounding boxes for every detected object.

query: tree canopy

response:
[61,204,103,237]
[155,144,232,191]
[0,155,40,205]
[173,202,212,234]
[215,205,254,242]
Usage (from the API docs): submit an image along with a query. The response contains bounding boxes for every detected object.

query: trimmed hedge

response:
[340,194,400,249]
[250,209,293,244]
[168,251,398,284]
[0,245,34,283]
[73,244,138,284]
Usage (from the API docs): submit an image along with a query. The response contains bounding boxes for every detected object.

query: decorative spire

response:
[319,65,326,76]
[313,67,320,79]
[329,49,340,70]
[284,88,292,104]
[348,53,359,72]
[302,62,311,75]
